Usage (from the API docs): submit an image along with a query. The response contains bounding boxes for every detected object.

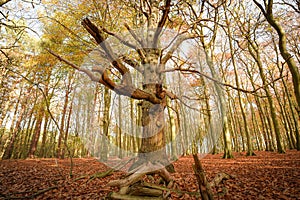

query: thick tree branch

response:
[100,26,147,73]
[0,0,11,7]
[153,0,171,48]
[121,56,143,73]
[124,23,145,47]
[81,18,106,44]
[47,50,161,104]
[253,0,267,16]
[82,17,133,86]
[161,34,198,65]
[82,18,127,73]
[124,23,146,61]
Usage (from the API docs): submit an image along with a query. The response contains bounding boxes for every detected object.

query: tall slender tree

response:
[253,0,300,120]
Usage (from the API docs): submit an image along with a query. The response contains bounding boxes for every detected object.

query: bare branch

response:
[186,2,198,18]
[161,31,186,53]
[124,23,145,48]
[266,0,274,15]
[81,18,106,44]
[165,89,207,113]
[281,0,300,13]
[138,0,150,23]
[46,49,110,86]
[161,34,198,65]
[124,23,146,61]
[161,67,287,95]
[82,18,122,69]
[0,49,10,60]
[153,0,171,47]
[44,16,94,47]
[253,0,267,16]
[101,26,139,50]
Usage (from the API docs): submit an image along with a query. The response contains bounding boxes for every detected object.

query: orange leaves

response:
[0,151,299,199]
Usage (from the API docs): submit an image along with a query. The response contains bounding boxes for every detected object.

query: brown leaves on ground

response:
[0,150,299,199]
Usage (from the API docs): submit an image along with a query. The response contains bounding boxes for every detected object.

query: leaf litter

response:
[0,150,299,199]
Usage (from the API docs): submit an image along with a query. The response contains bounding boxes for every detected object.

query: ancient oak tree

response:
[49,0,200,197]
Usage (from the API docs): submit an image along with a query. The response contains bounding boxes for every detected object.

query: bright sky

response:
[1,0,45,38]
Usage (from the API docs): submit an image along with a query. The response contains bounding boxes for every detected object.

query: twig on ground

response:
[1,186,58,199]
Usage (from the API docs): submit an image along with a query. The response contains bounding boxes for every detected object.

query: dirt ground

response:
[0,150,299,199]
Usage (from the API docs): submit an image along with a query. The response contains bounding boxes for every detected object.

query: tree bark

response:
[2,103,26,159]
[101,87,110,161]
[57,72,74,158]
[224,12,255,156]
[167,98,177,160]
[204,47,233,158]
[247,40,285,153]
[129,48,171,172]
[197,4,233,158]
[193,154,214,200]
[28,105,44,158]
[253,0,300,120]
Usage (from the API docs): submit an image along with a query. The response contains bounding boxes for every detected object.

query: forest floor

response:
[0,150,299,199]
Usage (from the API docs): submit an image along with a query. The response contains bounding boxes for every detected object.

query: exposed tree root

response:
[209,172,235,188]
[193,154,214,200]
[74,168,114,181]
[75,158,135,182]
[88,168,114,182]
[193,154,236,199]
[108,192,164,200]
[107,162,173,199]
[106,157,235,199]
[107,177,203,199]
